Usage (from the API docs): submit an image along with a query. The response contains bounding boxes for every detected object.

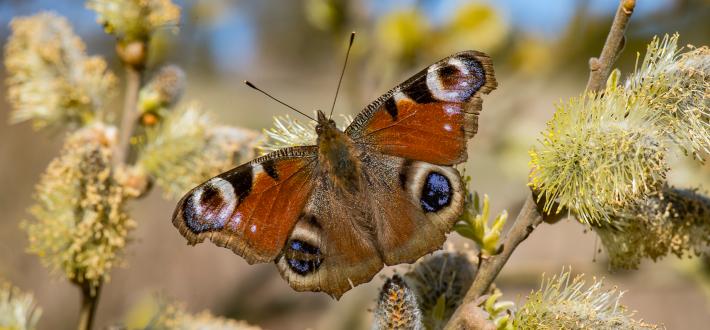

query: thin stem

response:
[586,0,636,92]
[467,196,542,303]
[115,66,142,165]
[76,282,101,330]
[445,0,636,327]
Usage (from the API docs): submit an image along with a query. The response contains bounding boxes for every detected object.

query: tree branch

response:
[444,0,637,327]
[115,66,141,165]
[586,0,636,92]
[76,282,101,330]
[465,196,542,304]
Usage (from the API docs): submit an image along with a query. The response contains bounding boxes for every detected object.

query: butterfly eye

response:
[285,239,323,275]
[420,171,452,212]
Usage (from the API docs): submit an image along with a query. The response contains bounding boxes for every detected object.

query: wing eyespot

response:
[182,177,237,233]
[400,161,464,222]
[420,171,453,213]
[285,239,323,275]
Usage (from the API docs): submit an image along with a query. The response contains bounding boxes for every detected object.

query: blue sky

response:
[0,0,676,72]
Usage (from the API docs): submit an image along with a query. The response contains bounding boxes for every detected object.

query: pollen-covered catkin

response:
[5,12,116,129]
[22,125,135,292]
[594,186,710,269]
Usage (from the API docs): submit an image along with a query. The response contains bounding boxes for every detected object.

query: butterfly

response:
[172,49,496,298]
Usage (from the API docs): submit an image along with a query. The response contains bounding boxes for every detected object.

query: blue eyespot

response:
[420,172,452,213]
[286,239,322,275]
[287,259,314,274]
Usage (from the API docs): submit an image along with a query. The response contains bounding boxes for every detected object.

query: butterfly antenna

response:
[328,31,356,120]
[244,80,317,122]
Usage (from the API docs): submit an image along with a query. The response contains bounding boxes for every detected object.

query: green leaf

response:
[454,223,477,240]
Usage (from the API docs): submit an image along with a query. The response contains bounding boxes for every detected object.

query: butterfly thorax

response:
[315,110,362,192]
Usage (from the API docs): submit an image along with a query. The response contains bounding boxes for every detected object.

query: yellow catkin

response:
[5,12,116,129]
[87,0,181,42]
[22,125,135,292]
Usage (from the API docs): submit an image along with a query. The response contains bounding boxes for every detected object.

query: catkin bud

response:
[138,65,186,115]
[373,275,423,330]
[595,186,710,269]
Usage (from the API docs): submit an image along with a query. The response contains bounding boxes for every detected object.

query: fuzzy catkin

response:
[22,125,135,291]
[87,0,181,42]
[4,12,116,129]
[514,270,658,330]
[139,65,186,115]
[625,34,709,158]
[0,280,42,330]
[529,88,668,224]
[529,34,710,225]
[138,103,260,197]
[373,275,423,330]
[405,251,476,329]
[595,186,710,269]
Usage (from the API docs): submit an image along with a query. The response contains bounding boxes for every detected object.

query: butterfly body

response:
[172,51,497,298]
[315,110,363,193]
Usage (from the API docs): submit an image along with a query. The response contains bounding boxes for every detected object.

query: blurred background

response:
[1,0,709,329]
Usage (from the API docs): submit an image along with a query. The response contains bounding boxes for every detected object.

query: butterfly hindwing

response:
[273,150,466,298]
[365,152,465,265]
[172,146,318,264]
[275,176,384,298]
[346,50,497,165]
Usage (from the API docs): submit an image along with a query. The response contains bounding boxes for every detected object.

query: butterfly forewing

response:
[346,51,497,165]
[172,146,318,264]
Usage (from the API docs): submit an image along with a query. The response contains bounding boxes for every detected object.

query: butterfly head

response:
[315,110,337,134]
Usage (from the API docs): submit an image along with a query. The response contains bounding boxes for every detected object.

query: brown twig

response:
[464,196,542,304]
[586,0,636,92]
[76,282,101,330]
[115,65,141,165]
[444,0,636,327]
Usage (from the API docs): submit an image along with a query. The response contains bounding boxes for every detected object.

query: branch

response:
[115,66,141,165]
[586,0,636,92]
[445,0,637,327]
[445,301,497,330]
[465,196,542,304]
[76,282,101,330]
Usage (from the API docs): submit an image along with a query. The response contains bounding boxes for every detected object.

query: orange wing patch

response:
[358,99,473,165]
[172,147,317,264]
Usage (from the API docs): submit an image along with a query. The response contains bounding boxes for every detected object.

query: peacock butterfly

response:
[171,38,497,298]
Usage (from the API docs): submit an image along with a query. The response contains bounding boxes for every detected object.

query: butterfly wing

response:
[275,176,384,298]
[364,152,466,265]
[345,50,497,165]
[348,51,494,269]
[172,146,318,264]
